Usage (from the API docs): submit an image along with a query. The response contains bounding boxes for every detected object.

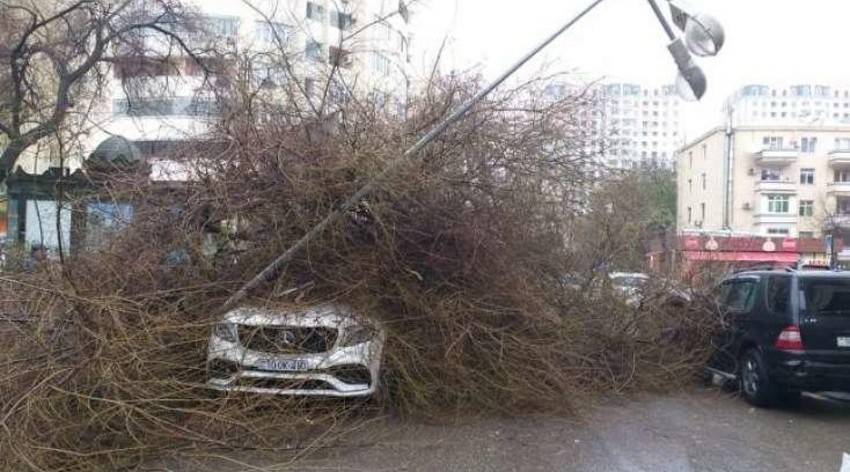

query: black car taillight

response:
[775,325,805,351]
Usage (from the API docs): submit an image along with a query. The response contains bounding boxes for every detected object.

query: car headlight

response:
[338,325,375,347]
[213,322,237,342]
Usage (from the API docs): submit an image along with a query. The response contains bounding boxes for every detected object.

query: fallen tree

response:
[0,73,718,471]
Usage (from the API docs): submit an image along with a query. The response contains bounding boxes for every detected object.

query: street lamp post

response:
[222,0,727,311]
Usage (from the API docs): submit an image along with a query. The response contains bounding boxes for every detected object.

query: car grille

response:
[238,326,337,354]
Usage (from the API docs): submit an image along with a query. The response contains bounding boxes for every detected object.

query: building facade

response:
[543,81,685,170]
[598,82,685,169]
[677,124,850,241]
[2,0,413,249]
[727,83,850,127]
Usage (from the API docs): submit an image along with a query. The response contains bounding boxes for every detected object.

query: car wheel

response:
[740,349,778,407]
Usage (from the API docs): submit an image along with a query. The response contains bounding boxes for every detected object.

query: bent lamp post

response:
[223,0,726,311]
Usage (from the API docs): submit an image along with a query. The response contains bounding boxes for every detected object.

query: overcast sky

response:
[410,0,850,139]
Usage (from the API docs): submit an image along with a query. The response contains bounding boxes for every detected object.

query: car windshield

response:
[801,277,850,316]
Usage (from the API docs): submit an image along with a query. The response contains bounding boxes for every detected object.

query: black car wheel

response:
[740,349,778,407]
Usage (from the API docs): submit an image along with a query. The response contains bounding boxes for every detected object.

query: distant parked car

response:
[207,304,385,397]
[706,267,850,406]
[558,271,691,308]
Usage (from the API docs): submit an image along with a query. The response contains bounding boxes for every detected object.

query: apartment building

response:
[2,0,413,248]
[543,81,685,170]
[677,124,850,239]
[91,0,412,165]
[727,83,850,127]
[599,83,685,169]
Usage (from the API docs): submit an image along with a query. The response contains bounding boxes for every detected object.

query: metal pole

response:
[722,101,733,229]
[645,0,677,40]
[221,0,611,313]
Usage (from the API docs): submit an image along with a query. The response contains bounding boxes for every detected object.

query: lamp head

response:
[669,0,725,57]
[667,38,706,101]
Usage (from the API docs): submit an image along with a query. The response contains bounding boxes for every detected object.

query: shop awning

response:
[685,251,799,262]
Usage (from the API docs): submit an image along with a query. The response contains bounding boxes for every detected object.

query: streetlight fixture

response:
[645,0,725,101]
[222,0,727,310]
[668,0,726,57]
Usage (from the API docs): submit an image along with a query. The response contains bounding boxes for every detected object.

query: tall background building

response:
[2,0,414,248]
[598,82,685,169]
[727,83,850,127]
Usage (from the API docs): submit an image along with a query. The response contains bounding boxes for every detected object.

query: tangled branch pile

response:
[0,75,718,471]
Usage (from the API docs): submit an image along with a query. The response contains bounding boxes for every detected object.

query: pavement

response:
[165,387,850,472]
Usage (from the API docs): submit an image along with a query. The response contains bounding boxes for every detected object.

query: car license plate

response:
[838,337,850,348]
[258,359,308,371]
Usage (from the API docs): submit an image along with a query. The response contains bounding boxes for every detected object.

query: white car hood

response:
[222,304,357,328]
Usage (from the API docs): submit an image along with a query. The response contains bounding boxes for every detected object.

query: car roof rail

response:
[731,264,796,275]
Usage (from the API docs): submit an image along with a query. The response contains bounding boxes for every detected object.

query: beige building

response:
[677,125,850,238]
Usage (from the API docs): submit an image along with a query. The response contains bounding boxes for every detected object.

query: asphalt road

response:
[165,387,850,472]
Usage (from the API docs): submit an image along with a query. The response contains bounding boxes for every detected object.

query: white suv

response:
[207,304,385,397]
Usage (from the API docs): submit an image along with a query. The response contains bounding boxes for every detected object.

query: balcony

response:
[828,214,850,228]
[828,150,850,167]
[827,181,850,195]
[754,148,798,166]
[753,213,797,225]
[754,179,796,193]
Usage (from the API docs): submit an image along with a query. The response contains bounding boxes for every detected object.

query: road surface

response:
[164,387,850,471]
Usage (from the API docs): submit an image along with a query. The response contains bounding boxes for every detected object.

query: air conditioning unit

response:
[743,202,752,210]
[747,168,755,176]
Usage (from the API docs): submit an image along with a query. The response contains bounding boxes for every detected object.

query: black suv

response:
[707,268,850,406]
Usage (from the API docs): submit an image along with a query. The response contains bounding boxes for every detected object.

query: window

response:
[701,173,706,190]
[766,276,791,316]
[331,10,353,29]
[799,200,814,217]
[306,2,325,20]
[687,206,692,224]
[767,195,790,214]
[371,52,389,76]
[306,39,323,61]
[800,168,815,185]
[767,228,790,235]
[761,169,781,181]
[253,62,287,88]
[687,178,692,194]
[305,78,317,97]
[204,16,239,37]
[722,279,758,313]
[801,136,817,153]
[839,198,850,215]
[835,137,850,150]
[700,203,706,222]
[328,78,348,105]
[799,231,815,238]
[329,46,351,67]
[763,136,784,149]
[836,169,850,183]
[255,21,289,43]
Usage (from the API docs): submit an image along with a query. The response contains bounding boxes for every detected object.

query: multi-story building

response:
[543,81,685,170]
[598,82,685,169]
[89,0,412,165]
[677,124,850,241]
[727,83,850,127]
[3,0,413,248]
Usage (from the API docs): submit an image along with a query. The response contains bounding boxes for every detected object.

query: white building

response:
[16,0,413,176]
[727,83,850,128]
[5,0,413,249]
[544,81,685,170]
[598,82,685,169]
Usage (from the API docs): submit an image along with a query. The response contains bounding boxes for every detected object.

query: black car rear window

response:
[801,278,850,316]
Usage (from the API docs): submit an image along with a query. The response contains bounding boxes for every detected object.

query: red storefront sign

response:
[678,235,801,263]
